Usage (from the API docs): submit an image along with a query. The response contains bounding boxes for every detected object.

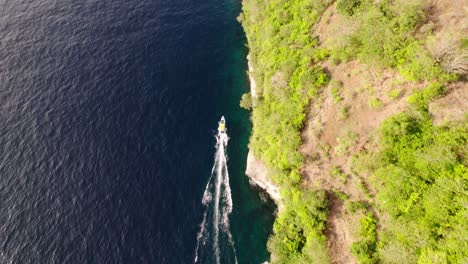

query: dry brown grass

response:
[428,31,468,75]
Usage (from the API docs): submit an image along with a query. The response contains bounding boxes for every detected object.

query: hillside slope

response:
[240,0,467,263]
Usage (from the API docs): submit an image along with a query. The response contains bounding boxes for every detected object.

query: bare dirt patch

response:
[301,59,425,188]
[314,2,356,49]
[429,81,468,125]
[303,1,467,263]
[300,58,424,264]
[324,195,355,264]
[425,0,468,33]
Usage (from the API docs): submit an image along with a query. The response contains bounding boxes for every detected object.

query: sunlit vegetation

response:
[354,107,467,263]
[351,213,378,264]
[330,166,347,184]
[346,200,367,214]
[330,79,344,103]
[241,0,466,262]
[335,130,359,156]
[387,88,402,100]
[332,0,457,82]
[240,0,333,261]
[407,82,446,112]
[267,190,330,263]
[367,97,383,110]
[240,92,253,110]
[334,190,349,201]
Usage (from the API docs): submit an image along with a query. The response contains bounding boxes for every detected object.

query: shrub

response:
[368,97,383,110]
[407,82,446,111]
[330,166,347,183]
[268,190,330,263]
[387,88,402,100]
[351,151,381,174]
[334,190,349,201]
[331,0,453,82]
[240,92,253,110]
[335,130,359,156]
[312,48,330,62]
[379,113,420,146]
[358,180,372,199]
[331,88,343,103]
[330,80,344,103]
[337,0,363,16]
[338,105,350,120]
[346,200,367,213]
[367,111,467,263]
[321,143,331,159]
[427,31,468,75]
[351,213,378,264]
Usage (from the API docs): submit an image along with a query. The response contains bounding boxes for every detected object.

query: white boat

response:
[218,116,226,133]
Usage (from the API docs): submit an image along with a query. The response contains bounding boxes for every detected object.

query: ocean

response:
[0,0,275,263]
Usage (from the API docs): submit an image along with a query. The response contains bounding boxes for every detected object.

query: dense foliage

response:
[353,86,467,262]
[332,0,455,82]
[268,190,329,263]
[240,0,333,262]
[351,213,378,264]
[241,0,466,263]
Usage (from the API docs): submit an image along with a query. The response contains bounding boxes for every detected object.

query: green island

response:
[238,0,467,263]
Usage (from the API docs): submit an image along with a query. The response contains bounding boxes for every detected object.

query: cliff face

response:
[244,55,282,210]
[247,55,257,97]
[245,150,282,207]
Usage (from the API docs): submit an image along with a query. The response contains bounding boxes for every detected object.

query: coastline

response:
[247,55,257,97]
[244,55,283,211]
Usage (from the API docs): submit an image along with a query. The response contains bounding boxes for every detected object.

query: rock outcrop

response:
[245,150,282,209]
[245,55,282,210]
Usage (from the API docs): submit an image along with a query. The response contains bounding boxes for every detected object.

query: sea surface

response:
[0,0,275,263]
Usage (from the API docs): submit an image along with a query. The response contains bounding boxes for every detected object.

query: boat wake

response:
[194,119,237,264]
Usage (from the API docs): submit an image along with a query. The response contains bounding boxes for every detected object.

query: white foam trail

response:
[213,140,223,263]
[194,129,237,264]
[220,141,238,264]
[194,145,218,263]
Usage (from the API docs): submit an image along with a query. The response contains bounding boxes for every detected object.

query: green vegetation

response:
[367,97,383,110]
[334,190,349,201]
[407,82,446,112]
[338,105,349,120]
[358,179,372,200]
[330,79,344,103]
[354,110,467,263]
[335,130,359,156]
[240,0,333,261]
[268,190,329,263]
[351,213,378,264]
[240,92,253,110]
[330,0,456,82]
[241,0,466,262]
[346,200,367,214]
[387,88,402,100]
[330,166,347,183]
[337,0,363,16]
[241,0,331,175]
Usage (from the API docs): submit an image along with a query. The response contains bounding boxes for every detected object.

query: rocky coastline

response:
[244,55,283,211]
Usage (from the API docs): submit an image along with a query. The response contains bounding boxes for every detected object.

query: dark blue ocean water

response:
[0,0,274,263]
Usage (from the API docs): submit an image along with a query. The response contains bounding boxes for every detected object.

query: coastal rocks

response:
[247,55,257,97]
[245,54,282,210]
[245,151,283,210]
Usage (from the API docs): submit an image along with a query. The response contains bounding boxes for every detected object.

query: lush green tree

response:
[240,92,253,110]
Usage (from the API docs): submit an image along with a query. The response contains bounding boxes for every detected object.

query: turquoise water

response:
[225,46,276,264]
[209,3,276,263]
[210,4,276,264]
